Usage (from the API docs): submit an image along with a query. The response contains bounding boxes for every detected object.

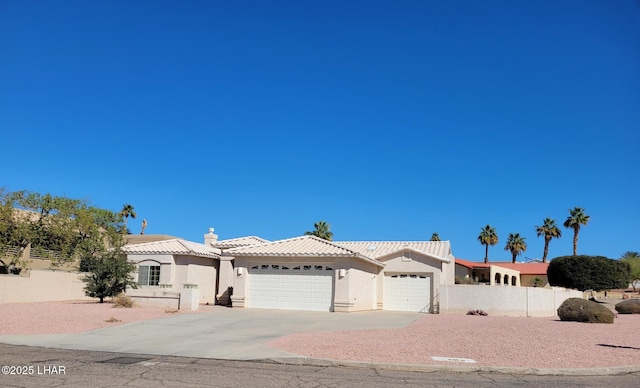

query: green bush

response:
[615,299,640,314]
[547,255,631,291]
[557,298,615,324]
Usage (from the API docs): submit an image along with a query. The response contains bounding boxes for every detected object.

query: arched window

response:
[495,273,501,285]
[503,274,509,285]
[511,276,517,286]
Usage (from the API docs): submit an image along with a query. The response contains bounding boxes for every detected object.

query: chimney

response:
[204,227,219,246]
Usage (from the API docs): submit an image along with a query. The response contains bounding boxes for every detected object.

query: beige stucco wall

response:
[334,258,378,312]
[0,270,91,304]
[127,254,218,305]
[439,284,584,317]
[175,255,217,304]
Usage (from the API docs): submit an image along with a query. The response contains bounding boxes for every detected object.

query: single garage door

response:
[247,264,334,311]
[384,274,431,312]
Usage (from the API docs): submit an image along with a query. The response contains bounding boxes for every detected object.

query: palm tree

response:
[304,220,334,241]
[504,233,527,263]
[536,218,561,263]
[430,232,441,241]
[119,204,136,233]
[477,225,498,263]
[620,251,640,260]
[563,207,590,256]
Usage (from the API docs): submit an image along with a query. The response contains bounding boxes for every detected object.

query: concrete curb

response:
[261,357,640,376]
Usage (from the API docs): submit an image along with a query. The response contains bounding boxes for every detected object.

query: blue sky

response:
[1,1,638,262]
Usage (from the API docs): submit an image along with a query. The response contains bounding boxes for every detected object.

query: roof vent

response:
[367,245,377,251]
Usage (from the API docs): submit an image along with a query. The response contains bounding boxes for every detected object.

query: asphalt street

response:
[2,344,639,388]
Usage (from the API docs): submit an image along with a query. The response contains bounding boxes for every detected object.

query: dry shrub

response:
[466,309,488,316]
[165,308,179,314]
[105,317,122,323]
[112,293,135,308]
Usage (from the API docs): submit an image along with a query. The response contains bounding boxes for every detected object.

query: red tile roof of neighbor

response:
[455,258,548,275]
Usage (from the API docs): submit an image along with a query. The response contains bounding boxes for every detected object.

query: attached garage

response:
[247,264,334,311]
[383,273,432,312]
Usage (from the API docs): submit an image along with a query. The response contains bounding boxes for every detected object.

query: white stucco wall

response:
[439,284,584,317]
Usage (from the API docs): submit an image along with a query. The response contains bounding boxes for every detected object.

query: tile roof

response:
[455,259,548,275]
[225,235,385,267]
[123,239,221,259]
[212,236,270,249]
[335,241,452,263]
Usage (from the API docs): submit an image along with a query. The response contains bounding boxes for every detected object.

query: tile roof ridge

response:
[124,238,183,247]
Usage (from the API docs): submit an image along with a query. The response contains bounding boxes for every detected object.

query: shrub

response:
[455,276,475,284]
[112,293,134,308]
[466,309,488,316]
[615,299,640,314]
[557,298,614,324]
[548,255,631,291]
[82,249,138,303]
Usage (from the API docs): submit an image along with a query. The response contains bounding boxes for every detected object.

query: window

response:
[402,251,412,262]
[138,265,160,286]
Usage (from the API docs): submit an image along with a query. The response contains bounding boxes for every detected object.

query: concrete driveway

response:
[0,306,423,360]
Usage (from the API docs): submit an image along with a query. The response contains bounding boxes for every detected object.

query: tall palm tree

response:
[304,220,334,241]
[477,225,498,263]
[563,207,590,256]
[536,218,561,263]
[119,204,136,233]
[430,232,441,241]
[504,233,527,263]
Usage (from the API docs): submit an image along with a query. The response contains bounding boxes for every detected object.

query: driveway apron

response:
[0,306,422,360]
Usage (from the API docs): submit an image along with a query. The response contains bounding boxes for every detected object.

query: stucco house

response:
[122,229,456,313]
[455,258,549,287]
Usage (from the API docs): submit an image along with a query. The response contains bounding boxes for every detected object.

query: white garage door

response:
[247,264,334,311]
[384,274,431,312]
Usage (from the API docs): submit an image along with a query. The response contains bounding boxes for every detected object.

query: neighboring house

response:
[123,229,456,313]
[455,258,549,287]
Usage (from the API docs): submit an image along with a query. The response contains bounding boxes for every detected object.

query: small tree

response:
[620,251,640,291]
[82,248,138,303]
[430,233,441,241]
[547,255,631,292]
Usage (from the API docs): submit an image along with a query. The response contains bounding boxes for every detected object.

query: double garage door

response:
[247,264,334,311]
[384,274,432,313]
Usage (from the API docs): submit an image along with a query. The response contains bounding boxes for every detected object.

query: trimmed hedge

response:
[547,255,631,291]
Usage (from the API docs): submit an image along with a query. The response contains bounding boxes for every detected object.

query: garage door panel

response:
[248,265,333,312]
[384,274,431,313]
